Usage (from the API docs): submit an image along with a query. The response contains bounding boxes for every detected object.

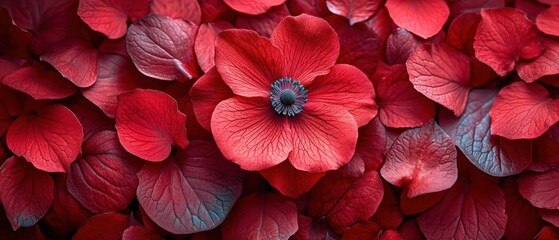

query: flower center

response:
[269,77,308,116]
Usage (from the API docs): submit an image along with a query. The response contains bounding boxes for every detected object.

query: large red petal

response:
[78,0,150,39]
[223,0,285,15]
[137,141,243,234]
[417,174,507,240]
[517,39,559,83]
[325,0,381,25]
[7,104,83,172]
[194,22,233,73]
[407,43,471,116]
[221,192,298,240]
[67,130,141,213]
[0,157,54,230]
[271,14,340,85]
[289,102,358,172]
[474,8,544,76]
[215,29,283,98]
[190,68,235,131]
[2,64,76,100]
[536,6,559,37]
[381,121,458,198]
[72,213,130,240]
[260,160,326,198]
[40,39,98,88]
[490,82,559,139]
[150,0,201,24]
[126,15,199,81]
[518,168,559,209]
[385,0,449,39]
[440,89,533,176]
[116,89,188,162]
[306,64,377,127]
[211,97,291,171]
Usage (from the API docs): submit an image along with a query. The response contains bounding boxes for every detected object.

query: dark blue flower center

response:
[269,77,308,116]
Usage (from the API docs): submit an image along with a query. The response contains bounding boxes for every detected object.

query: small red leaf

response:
[223,0,285,15]
[7,104,83,172]
[194,22,234,73]
[529,135,559,172]
[41,39,98,88]
[355,117,386,172]
[417,174,507,240]
[325,0,381,25]
[236,4,290,38]
[385,28,421,65]
[260,161,326,198]
[518,168,559,209]
[2,64,76,100]
[385,0,449,39]
[116,89,188,162]
[381,121,458,197]
[517,39,559,83]
[407,43,471,116]
[502,178,542,240]
[72,212,130,240]
[126,15,199,81]
[137,141,243,234]
[78,0,150,39]
[291,215,328,240]
[150,0,201,24]
[189,68,234,131]
[0,157,54,230]
[67,130,140,213]
[446,12,481,55]
[400,190,445,215]
[474,8,544,76]
[490,82,559,139]
[221,192,298,240]
[536,6,559,37]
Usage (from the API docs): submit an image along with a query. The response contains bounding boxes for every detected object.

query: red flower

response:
[200,14,377,173]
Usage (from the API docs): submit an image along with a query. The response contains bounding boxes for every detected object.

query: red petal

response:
[341,221,381,239]
[356,117,386,172]
[370,182,404,229]
[72,213,130,240]
[448,0,505,20]
[517,39,559,83]
[385,28,421,65]
[447,12,481,55]
[417,174,507,240]
[137,141,243,234]
[7,104,83,172]
[81,53,160,118]
[0,101,12,137]
[67,130,141,213]
[400,190,444,215]
[194,22,234,73]
[0,157,54,230]
[211,97,291,171]
[127,15,199,81]
[271,14,340,85]
[190,68,235,131]
[306,64,377,127]
[260,161,326,198]
[236,4,290,38]
[2,64,76,100]
[123,226,164,240]
[67,96,115,139]
[150,0,201,24]
[215,29,283,98]
[325,0,381,25]
[223,0,285,15]
[291,215,328,240]
[502,178,542,240]
[490,82,559,139]
[221,192,298,239]
[529,135,559,172]
[374,64,435,128]
[381,121,458,198]
[289,103,358,172]
[407,43,471,116]
[385,0,449,39]
[116,89,188,162]
[537,6,559,37]
[540,209,559,227]
[518,168,559,209]
[474,8,544,76]
[40,39,98,88]
[78,0,150,39]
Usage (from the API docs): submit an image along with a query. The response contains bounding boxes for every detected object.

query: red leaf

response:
[260,161,326,198]
[502,178,542,240]
[221,192,298,240]
[385,0,449,39]
[41,39,98,88]
[78,0,150,39]
[355,117,386,172]
[194,22,234,73]
[341,221,381,240]
[122,226,164,240]
[381,121,458,198]
[417,174,507,240]
[0,101,11,137]
[537,6,559,37]
[400,190,445,215]
[115,89,188,162]
[0,157,54,230]
[517,39,559,83]
[72,212,130,240]
[374,64,435,128]
[223,0,285,15]
[126,15,199,81]
[291,215,328,240]
[440,89,532,176]
[81,53,160,118]
[189,68,234,131]
[67,130,140,213]
[518,168,559,209]
[309,170,384,234]
[446,12,481,55]
[407,43,471,116]
[370,182,404,229]
[236,4,290,38]
[539,209,559,227]
[325,0,381,25]
[150,0,201,24]
[490,82,559,139]
[529,135,559,172]
[538,226,559,240]
[448,0,505,19]
[137,141,243,234]
[2,64,76,100]
[7,104,83,172]
[474,8,544,76]
[385,28,421,65]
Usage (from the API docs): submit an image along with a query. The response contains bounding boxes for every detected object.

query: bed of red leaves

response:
[0,0,558,239]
